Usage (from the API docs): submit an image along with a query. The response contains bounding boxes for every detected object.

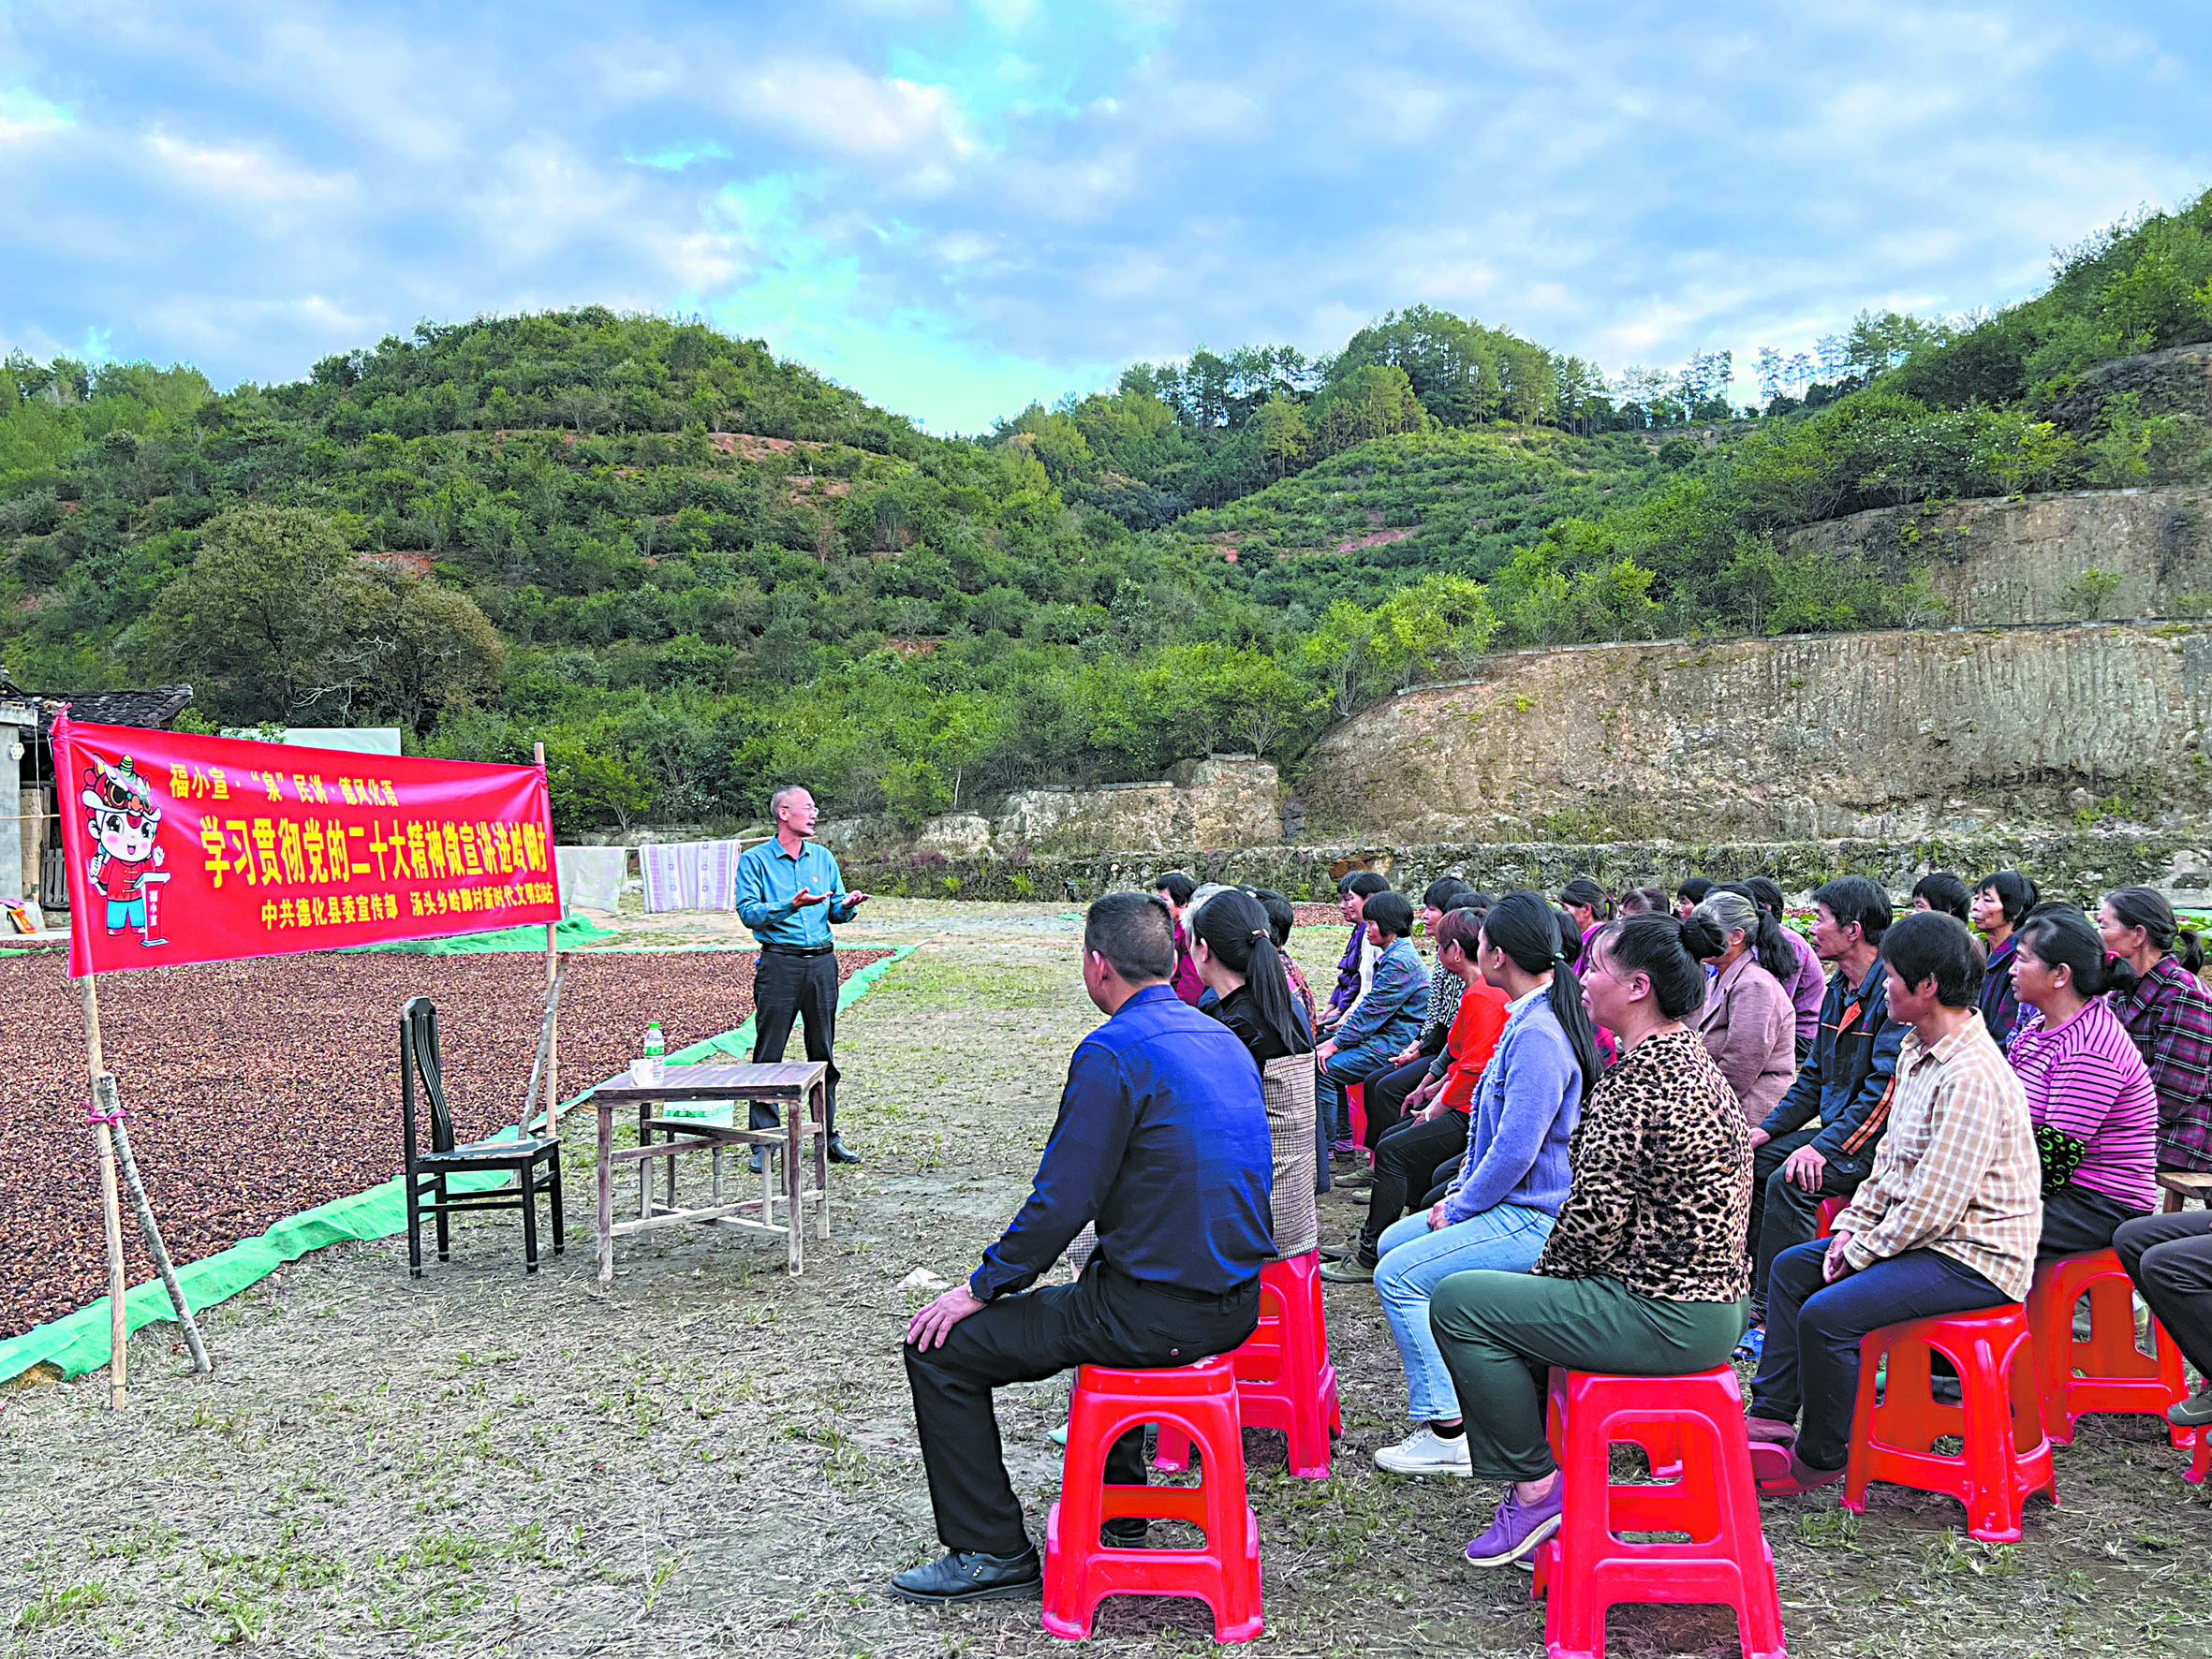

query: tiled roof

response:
[0,668,194,734]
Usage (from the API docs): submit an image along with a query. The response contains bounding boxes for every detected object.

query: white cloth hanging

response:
[553,845,628,912]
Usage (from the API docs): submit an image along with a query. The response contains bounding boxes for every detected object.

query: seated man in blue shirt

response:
[893,891,1277,1606]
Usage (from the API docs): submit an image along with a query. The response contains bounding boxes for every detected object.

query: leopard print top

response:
[1532,1026,1754,1302]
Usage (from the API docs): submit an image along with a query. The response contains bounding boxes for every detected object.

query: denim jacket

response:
[1334,936,1429,1052]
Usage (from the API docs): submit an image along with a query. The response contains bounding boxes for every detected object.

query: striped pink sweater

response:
[2007,999,2160,1211]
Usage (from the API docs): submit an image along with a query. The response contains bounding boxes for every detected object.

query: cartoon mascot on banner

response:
[81,754,170,947]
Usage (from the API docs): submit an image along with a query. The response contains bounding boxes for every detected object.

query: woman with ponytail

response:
[1361,891,1596,1479]
[2099,886,2212,1174]
[1192,888,1320,1261]
[1430,913,1753,1565]
[2005,903,2159,1255]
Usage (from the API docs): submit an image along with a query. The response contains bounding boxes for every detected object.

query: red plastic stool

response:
[1528,1366,1784,1659]
[1814,1195,1848,1237]
[1155,1252,1342,1477]
[1346,1080,1368,1160]
[2027,1249,2190,1447]
[1842,1304,2056,1542]
[2187,1428,2208,1485]
[1043,1358,1263,1643]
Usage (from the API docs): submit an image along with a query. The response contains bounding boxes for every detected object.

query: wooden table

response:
[2159,1169,2212,1212]
[589,1061,830,1281]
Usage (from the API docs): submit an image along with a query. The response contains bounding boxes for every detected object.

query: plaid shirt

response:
[2107,954,2212,1173]
[1835,1015,2041,1302]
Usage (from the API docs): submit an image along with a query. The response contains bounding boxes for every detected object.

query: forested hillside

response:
[3,188,2209,832]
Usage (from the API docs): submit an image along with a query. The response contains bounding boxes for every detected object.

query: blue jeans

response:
[1750,1241,2009,1471]
[1374,1203,1555,1422]
[1320,1033,1412,1138]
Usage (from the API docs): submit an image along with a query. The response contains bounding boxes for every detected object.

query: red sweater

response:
[1438,980,1513,1110]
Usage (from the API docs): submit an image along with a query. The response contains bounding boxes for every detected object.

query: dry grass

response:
[0,903,2206,1658]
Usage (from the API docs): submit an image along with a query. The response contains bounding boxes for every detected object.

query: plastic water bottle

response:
[640,1021,666,1083]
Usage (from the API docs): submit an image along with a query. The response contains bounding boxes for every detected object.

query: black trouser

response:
[1423,1152,1465,1210]
[1362,1058,1431,1153]
[1752,1241,2009,1471]
[751,948,839,1136]
[1358,1111,1467,1261]
[902,1261,1261,1556]
[1749,1127,1870,1316]
[2116,1210,2212,1377]
[2039,1182,2149,1260]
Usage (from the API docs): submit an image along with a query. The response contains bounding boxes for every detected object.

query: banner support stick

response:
[76,973,129,1409]
[101,1073,213,1373]
[535,741,560,1137]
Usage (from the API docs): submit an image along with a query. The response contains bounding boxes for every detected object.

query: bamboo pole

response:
[535,741,561,1136]
[100,1073,212,1373]
[77,974,128,1409]
[521,956,566,1136]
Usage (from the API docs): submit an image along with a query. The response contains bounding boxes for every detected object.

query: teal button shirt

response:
[735,837,858,948]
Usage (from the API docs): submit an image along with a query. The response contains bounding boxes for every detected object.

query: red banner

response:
[52,715,561,977]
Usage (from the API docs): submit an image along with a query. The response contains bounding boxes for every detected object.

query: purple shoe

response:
[1463,1478,1564,1567]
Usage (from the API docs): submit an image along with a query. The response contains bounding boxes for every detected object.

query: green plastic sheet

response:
[344,915,617,954]
[0,943,916,1383]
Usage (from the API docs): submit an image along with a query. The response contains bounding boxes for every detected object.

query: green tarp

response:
[0,944,916,1383]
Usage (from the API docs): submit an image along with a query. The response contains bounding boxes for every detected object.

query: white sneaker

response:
[1374,1426,1473,1476]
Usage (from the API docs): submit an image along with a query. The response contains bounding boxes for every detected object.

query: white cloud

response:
[728,59,978,162]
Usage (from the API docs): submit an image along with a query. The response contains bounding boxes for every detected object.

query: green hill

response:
[3,188,2210,833]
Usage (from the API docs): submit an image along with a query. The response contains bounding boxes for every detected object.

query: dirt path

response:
[1,903,2207,1657]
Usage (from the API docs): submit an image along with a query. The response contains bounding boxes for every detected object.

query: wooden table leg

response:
[813,1079,831,1242]
[785,1087,804,1272]
[597,1101,614,1285]
[637,1101,651,1220]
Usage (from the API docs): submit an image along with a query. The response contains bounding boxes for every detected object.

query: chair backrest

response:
[400,995,456,1162]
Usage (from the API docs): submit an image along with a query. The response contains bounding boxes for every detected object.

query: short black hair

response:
[1423,876,1468,909]
[1248,887,1296,947]
[1911,871,1972,922]
[1364,890,1414,940]
[1153,870,1196,907]
[1676,875,1715,905]
[1878,910,1983,1009]
[1339,870,1390,898]
[1085,891,1176,984]
[1813,875,1893,942]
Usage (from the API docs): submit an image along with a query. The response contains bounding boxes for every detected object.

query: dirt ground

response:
[2,899,2208,1658]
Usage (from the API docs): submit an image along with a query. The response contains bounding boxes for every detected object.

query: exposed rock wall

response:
[1296,622,2212,844]
[2049,342,2212,433]
[1784,486,2212,625]
[818,756,1283,863]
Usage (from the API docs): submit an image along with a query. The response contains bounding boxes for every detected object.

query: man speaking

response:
[893,891,1276,1605]
[736,785,867,1164]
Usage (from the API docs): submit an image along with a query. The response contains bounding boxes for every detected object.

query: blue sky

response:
[3,1,2208,432]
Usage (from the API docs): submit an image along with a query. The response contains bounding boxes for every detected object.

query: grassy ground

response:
[1,900,2207,1658]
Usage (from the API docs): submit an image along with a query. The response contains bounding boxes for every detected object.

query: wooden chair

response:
[402,995,564,1276]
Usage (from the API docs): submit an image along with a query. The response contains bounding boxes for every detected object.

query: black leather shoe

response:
[826,1135,862,1165]
[1103,1518,1149,1547]
[889,1548,1041,1604]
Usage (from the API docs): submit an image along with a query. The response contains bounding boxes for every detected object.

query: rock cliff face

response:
[818,756,1283,862]
[1785,486,2211,625]
[1297,622,2212,844]
[2049,342,2212,433]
